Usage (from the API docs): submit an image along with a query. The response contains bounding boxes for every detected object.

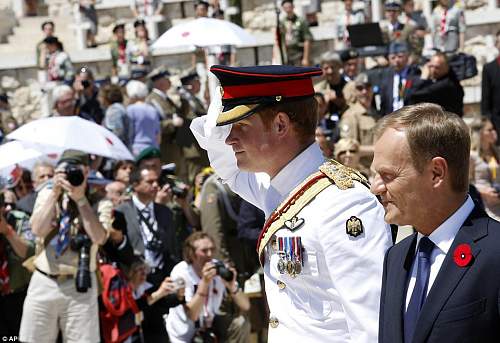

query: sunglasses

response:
[355,84,371,91]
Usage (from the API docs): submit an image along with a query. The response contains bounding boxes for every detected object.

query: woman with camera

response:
[166,232,250,343]
[471,118,500,220]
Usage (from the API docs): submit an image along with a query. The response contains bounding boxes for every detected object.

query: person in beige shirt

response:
[19,150,108,343]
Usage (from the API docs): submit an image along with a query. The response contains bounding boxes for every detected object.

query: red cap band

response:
[222,79,315,100]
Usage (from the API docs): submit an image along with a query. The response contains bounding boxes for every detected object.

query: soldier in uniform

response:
[190,64,392,342]
[279,0,313,66]
[339,73,380,147]
[146,66,184,166]
[177,71,209,185]
[379,0,417,54]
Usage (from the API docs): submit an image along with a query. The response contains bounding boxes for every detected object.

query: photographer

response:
[166,232,250,343]
[19,150,108,343]
[73,66,104,124]
[0,192,35,338]
[114,166,180,341]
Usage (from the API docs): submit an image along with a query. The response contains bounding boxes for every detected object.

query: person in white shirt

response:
[189,64,392,342]
[372,103,500,342]
[166,232,250,342]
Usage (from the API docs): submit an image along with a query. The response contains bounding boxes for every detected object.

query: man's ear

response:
[430,157,447,188]
[273,111,291,138]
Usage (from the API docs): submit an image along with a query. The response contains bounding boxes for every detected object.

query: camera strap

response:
[135,206,163,246]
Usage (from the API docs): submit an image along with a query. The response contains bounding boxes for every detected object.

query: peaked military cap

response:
[340,48,359,63]
[147,66,171,81]
[210,64,322,126]
[180,70,199,85]
[384,0,402,9]
[388,41,409,54]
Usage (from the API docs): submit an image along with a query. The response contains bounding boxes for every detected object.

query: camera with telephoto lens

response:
[159,163,188,198]
[70,233,92,292]
[212,259,234,282]
[64,163,85,187]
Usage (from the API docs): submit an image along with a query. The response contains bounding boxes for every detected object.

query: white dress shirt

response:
[132,195,162,268]
[405,196,474,310]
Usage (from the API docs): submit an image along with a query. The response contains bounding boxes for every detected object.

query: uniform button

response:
[276,280,286,290]
[269,317,279,328]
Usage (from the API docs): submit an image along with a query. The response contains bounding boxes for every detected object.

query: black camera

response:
[65,164,84,187]
[81,80,91,89]
[213,259,234,282]
[159,164,188,198]
[70,234,92,293]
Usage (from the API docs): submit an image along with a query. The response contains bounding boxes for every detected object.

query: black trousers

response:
[0,288,27,339]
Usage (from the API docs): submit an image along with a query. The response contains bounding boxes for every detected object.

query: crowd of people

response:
[1,0,500,342]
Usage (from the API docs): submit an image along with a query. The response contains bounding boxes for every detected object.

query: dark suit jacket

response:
[407,71,464,116]
[370,65,421,116]
[481,58,500,130]
[379,207,500,343]
[115,200,180,280]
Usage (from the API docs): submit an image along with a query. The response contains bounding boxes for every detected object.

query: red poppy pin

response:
[453,243,473,267]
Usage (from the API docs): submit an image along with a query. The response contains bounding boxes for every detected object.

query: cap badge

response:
[346,216,364,237]
[275,95,282,102]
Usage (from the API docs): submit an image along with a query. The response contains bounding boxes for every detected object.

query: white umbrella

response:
[0,140,61,171]
[7,116,134,161]
[152,17,257,49]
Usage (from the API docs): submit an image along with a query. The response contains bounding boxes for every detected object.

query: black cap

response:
[210,64,323,126]
[340,49,360,62]
[180,70,199,85]
[147,66,171,82]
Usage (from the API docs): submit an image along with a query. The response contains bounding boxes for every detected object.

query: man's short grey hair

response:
[320,51,342,66]
[126,80,149,100]
[52,84,73,104]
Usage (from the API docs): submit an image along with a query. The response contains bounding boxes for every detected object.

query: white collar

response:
[132,194,154,212]
[417,195,474,255]
[270,143,325,199]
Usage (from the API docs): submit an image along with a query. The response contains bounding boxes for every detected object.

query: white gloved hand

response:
[203,86,231,140]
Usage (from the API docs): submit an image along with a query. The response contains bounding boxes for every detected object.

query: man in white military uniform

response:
[190,65,392,342]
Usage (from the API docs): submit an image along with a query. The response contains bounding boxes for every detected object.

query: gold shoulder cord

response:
[257,160,369,263]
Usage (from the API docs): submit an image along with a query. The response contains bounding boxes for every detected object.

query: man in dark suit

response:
[407,52,464,116]
[481,30,500,131]
[371,103,500,343]
[114,166,180,342]
[369,42,420,116]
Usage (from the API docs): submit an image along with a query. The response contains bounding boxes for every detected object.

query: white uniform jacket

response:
[190,97,392,342]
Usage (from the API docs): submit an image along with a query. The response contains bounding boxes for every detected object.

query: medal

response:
[286,260,296,277]
[276,237,286,274]
[294,261,302,274]
[277,259,286,274]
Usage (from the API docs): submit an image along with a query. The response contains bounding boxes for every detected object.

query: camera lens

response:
[65,165,84,186]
